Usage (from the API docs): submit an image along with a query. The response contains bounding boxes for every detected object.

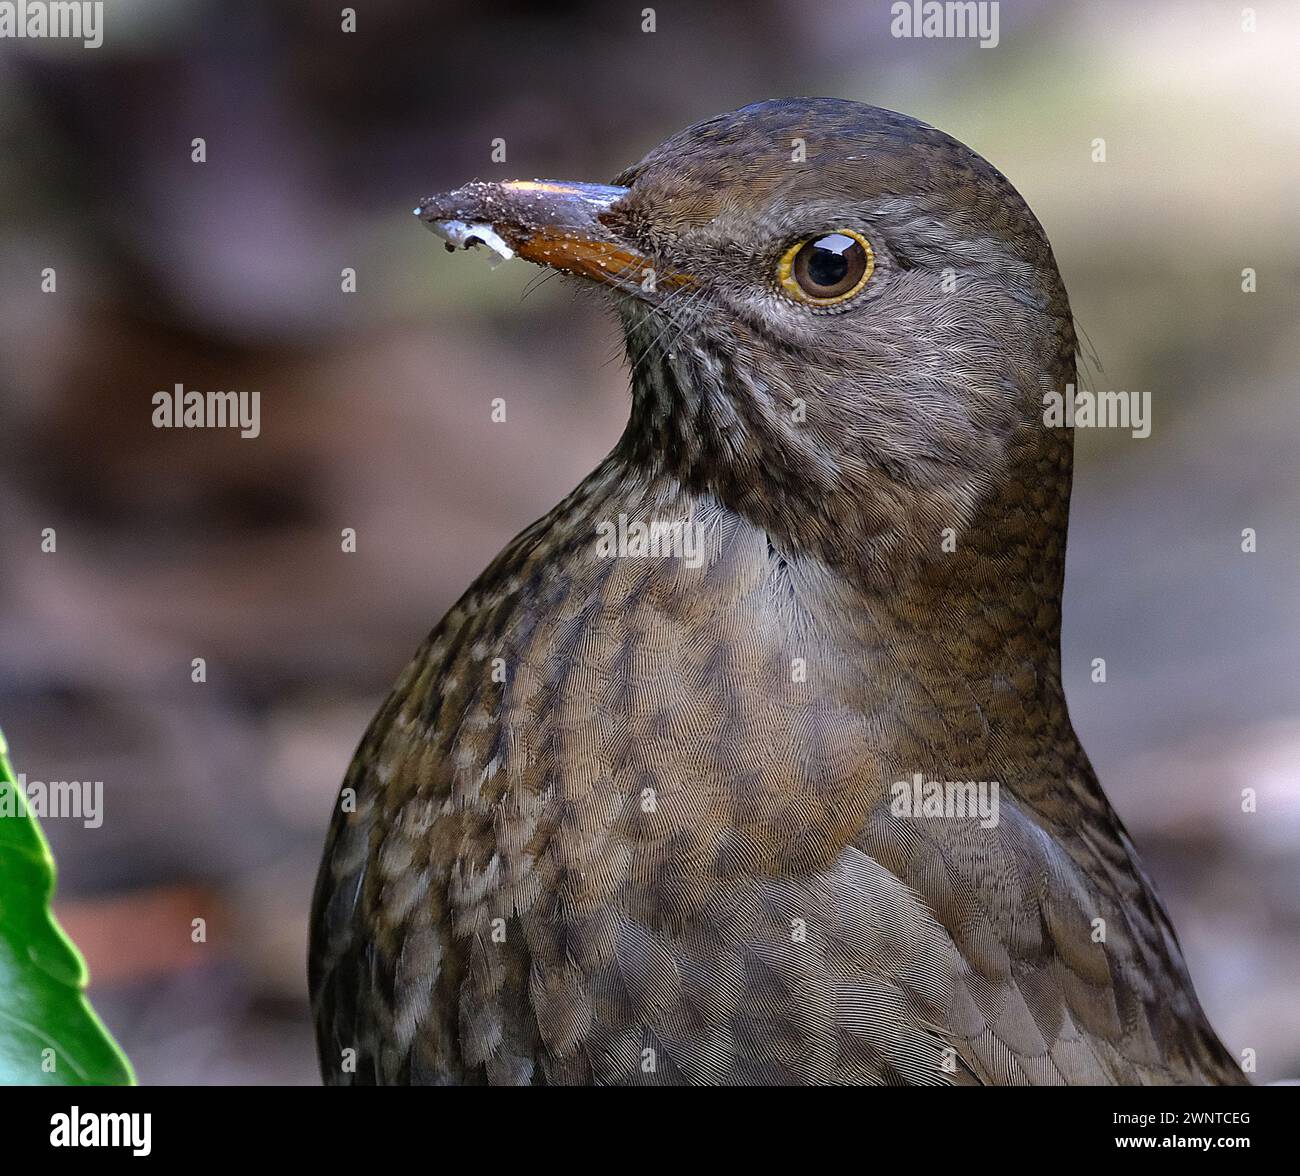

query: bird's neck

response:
[564,441,1085,804]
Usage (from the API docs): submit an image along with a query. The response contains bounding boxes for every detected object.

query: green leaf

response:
[0,729,134,1085]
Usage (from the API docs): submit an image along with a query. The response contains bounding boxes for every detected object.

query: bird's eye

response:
[778,230,874,306]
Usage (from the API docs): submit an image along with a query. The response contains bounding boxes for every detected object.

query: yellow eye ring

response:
[777,229,875,306]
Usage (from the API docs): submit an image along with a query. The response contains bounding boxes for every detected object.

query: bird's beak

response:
[415,180,689,295]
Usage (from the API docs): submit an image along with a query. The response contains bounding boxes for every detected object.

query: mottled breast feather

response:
[310,463,1243,1085]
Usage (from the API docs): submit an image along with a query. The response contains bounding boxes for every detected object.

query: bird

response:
[309,98,1246,1086]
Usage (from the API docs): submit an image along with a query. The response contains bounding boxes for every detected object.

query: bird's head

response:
[419,98,1076,592]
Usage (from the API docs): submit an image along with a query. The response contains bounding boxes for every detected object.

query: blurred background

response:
[0,0,1296,1084]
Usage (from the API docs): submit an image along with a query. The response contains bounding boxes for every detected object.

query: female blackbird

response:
[309,98,1245,1086]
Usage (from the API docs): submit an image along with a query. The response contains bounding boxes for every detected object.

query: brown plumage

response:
[309,98,1245,1085]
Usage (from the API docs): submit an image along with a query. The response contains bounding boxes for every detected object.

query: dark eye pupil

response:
[807,240,850,287]
[793,232,867,299]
